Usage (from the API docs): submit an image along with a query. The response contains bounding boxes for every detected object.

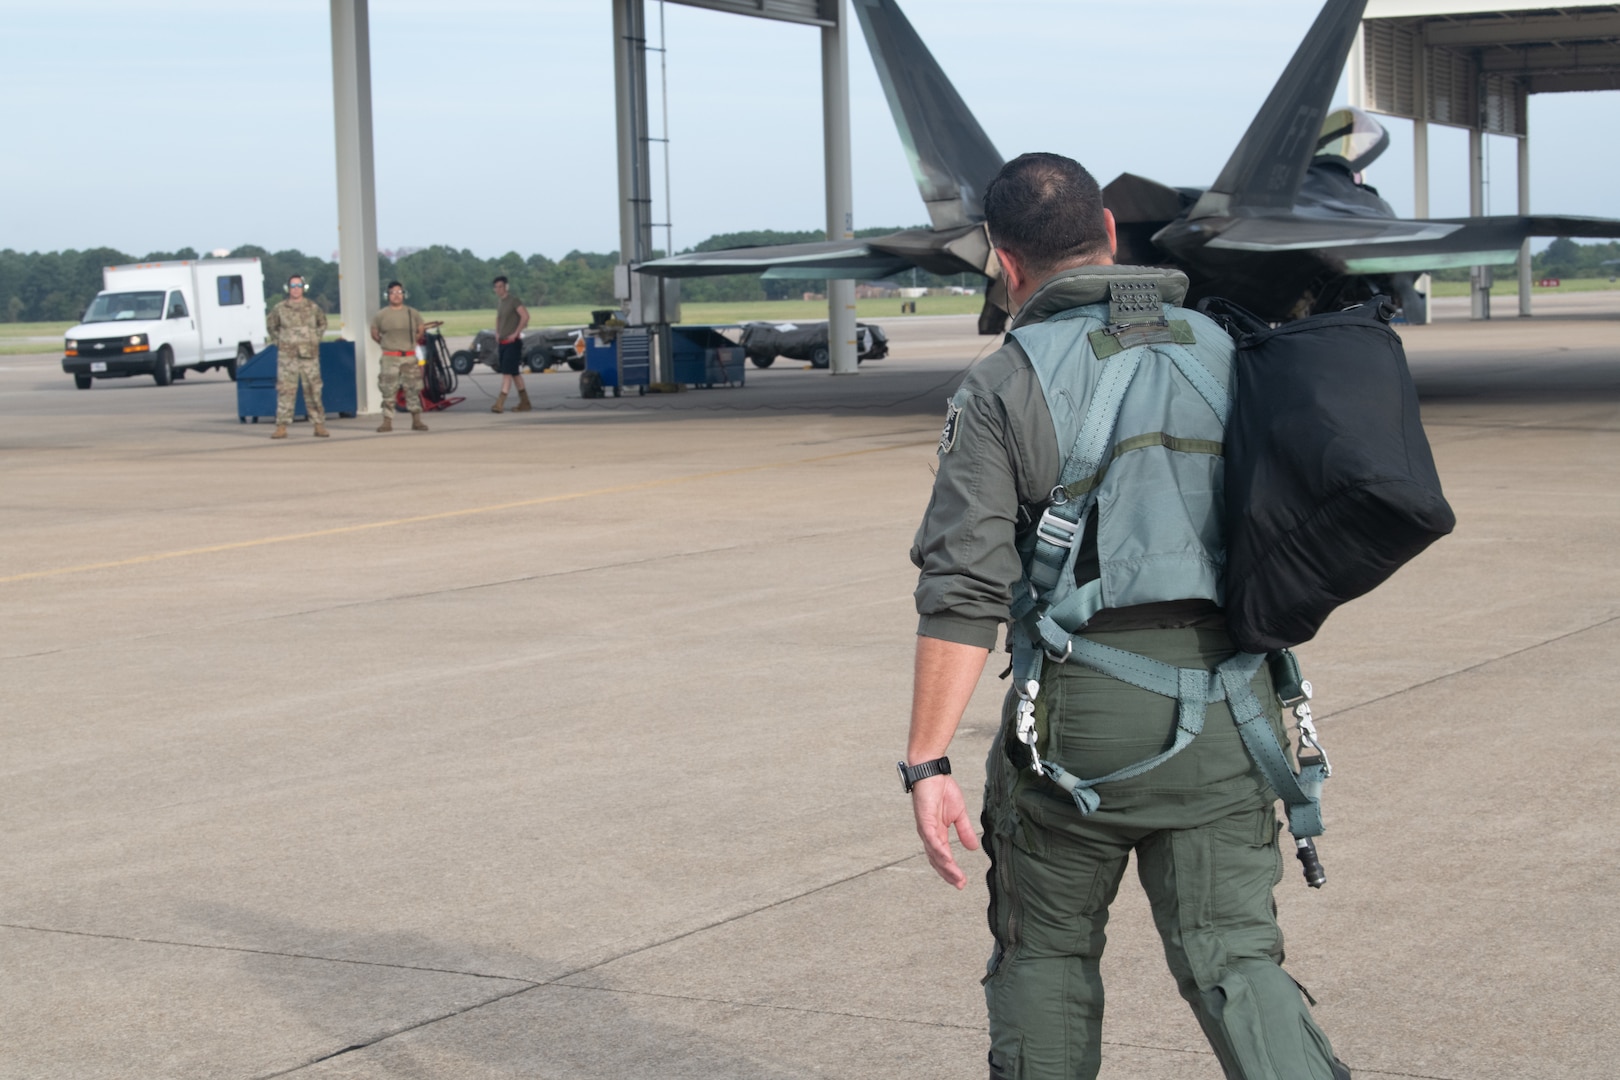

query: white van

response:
[62,258,266,389]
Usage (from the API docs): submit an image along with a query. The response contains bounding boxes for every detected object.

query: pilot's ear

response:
[1103,209,1118,257]
[995,247,1027,296]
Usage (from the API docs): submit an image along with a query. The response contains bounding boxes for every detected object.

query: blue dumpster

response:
[670,325,745,388]
[236,342,358,423]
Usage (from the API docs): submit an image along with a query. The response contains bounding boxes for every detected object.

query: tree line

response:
[9,236,1608,323]
[0,227,970,323]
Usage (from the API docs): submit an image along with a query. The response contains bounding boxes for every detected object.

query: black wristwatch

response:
[897,756,952,793]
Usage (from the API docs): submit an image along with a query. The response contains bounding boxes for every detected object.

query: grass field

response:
[1428,276,1620,297]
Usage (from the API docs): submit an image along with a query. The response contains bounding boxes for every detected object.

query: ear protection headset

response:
[384,283,409,302]
[284,276,308,293]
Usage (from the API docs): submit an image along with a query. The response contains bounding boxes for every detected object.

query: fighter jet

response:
[640,0,1620,327]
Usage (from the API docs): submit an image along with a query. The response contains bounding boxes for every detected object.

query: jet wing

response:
[1199,215,1462,252]
[637,238,911,281]
[1192,211,1620,273]
[867,223,998,278]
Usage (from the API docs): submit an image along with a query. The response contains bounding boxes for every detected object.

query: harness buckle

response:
[1013,679,1044,777]
[1044,639,1073,665]
[1034,506,1080,551]
[1294,700,1332,777]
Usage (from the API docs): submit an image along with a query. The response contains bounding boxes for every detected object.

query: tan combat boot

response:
[491,391,507,413]
[515,388,532,412]
[271,424,288,439]
[313,422,330,437]
[411,413,429,431]
[376,415,393,433]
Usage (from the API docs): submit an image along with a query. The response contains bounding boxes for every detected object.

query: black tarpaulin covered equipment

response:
[1200,296,1455,653]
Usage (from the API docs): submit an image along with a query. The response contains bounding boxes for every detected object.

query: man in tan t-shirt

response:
[491,275,531,414]
[368,281,441,433]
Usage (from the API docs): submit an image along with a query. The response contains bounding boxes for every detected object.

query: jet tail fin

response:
[850,0,1004,230]
[1192,0,1369,218]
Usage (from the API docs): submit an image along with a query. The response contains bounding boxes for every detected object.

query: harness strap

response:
[1163,342,1232,423]
[1027,348,1143,593]
[1219,663,1326,837]
[1028,646,1325,837]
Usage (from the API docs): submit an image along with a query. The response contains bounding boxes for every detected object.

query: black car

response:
[739,321,889,369]
[451,327,585,375]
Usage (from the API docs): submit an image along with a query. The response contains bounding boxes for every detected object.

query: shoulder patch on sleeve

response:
[937,399,964,455]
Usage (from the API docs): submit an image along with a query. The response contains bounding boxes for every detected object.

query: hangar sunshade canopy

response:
[1350,2,1620,316]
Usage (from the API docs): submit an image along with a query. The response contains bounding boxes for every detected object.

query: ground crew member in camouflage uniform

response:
[369,281,441,433]
[904,153,1351,1080]
[264,274,328,439]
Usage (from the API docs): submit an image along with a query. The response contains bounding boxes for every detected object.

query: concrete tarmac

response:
[2,295,1616,1079]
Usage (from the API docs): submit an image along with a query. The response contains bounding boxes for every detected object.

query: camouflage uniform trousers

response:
[276,353,325,426]
[378,356,424,417]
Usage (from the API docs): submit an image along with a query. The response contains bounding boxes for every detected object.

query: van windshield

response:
[81,291,167,323]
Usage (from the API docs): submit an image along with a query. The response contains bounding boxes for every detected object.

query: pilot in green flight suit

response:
[902,152,1351,1080]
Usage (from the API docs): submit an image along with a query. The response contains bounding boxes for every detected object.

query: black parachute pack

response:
[1198,296,1456,654]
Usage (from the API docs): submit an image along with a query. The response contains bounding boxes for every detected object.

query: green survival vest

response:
[1001,279,1328,841]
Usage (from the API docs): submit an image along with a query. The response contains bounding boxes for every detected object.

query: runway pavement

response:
[2,295,1616,1079]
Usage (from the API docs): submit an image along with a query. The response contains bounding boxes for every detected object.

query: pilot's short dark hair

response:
[984,153,1109,276]
[386,280,404,292]
[492,275,509,287]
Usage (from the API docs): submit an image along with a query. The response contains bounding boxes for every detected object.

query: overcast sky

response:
[3,0,1616,260]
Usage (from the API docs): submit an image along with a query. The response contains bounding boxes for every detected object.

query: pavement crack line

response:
[1320,611,1620,722]
[262,853,927,1075]
[0,922,537,985]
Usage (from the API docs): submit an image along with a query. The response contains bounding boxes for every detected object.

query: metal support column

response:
[1517,129,1532,317]
[1412,34,1429,219]
[1411,33,1432,323]
[1347,25,1366,109]
[330,0,381,412]
[612,0,669,380]
[821,0,857,376]
[1468,125,1490,320]
[614,0,654,267]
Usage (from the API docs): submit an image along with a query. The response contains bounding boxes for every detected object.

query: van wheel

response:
[74,373,93,390]
[229,344,251,381]
[450,350,475,375]
[152,347,174,386]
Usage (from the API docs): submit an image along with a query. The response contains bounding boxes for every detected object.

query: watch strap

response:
[897,756,952,793]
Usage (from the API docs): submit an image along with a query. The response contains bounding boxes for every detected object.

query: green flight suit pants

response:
[981,625,1342,1080]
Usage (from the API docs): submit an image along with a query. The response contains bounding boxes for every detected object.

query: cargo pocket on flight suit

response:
[982,691,1033,985]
